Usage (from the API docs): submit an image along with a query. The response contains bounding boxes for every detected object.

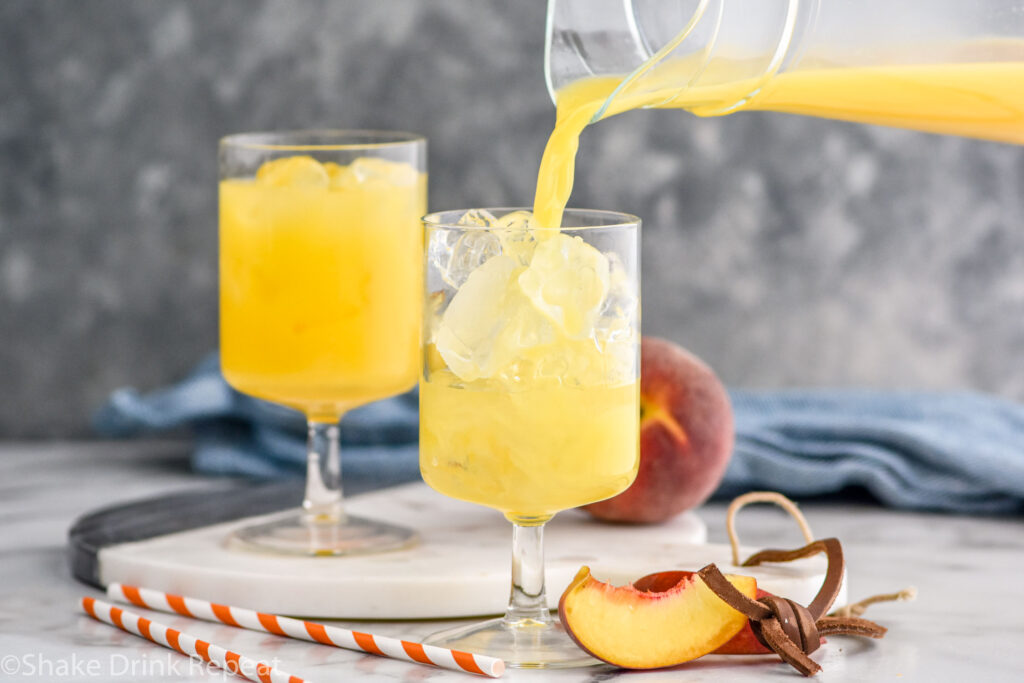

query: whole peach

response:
[584,336,733,523]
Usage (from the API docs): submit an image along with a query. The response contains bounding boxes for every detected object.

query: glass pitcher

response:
[545,0,1024,143]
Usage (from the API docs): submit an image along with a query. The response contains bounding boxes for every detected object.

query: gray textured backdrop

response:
[3,0,1023,438]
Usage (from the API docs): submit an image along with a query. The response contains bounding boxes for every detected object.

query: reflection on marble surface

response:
[2,1,1024,437]
[1,441,1023,681]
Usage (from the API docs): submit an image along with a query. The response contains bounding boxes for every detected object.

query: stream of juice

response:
[534,59,1024,227]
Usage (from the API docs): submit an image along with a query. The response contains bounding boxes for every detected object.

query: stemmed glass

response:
[420,208,641,667]
[219,130,426,555]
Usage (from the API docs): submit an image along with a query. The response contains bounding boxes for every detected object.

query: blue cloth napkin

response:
[95,355,420,489]
[95,355,1024,514]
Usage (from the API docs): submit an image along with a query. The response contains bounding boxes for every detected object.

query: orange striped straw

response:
[81,597,307,683]
[106,583,505,678]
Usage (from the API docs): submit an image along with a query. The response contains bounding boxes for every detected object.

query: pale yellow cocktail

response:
[420,212,641,523]
[421,371,638,521]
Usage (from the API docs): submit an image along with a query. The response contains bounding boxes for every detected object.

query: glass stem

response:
[303,420,345,523]
[505,522,551,625]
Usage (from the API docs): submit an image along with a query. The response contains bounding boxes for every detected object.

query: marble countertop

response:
[1,441,1022,682]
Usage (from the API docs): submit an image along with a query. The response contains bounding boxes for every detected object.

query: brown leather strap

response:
[742,538,845,621]
[759,617,822,677]
[760,595,820,654]
[696,564,771,621]
[699,537,885,677]
[808,538,844,619]
[790,595,821,652]
[742,542,826,567]
[817,616,888,639]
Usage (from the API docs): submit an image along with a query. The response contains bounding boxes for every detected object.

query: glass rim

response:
[423,207,641,231]
[220,129,426,152]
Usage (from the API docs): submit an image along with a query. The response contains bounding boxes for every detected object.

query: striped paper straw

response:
[81,597,306,683]
[106,583,505,678]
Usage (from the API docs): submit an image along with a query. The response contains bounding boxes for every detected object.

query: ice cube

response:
[426,210,502,289]
[595,253,638,337]
[494,210,532,229]
[434,254,520,382]
[536,353,571,381]
[437,230,501,289]
[494,210,538,265]
[256,156,329,188]
[592,318,638,384]
[587,253,638,382]
[480,290,558,384]
[427,230,459,286]
[457,209,498,227]
[324,157,421,190]
[490,286,557,373]
[349,157,419,186]
[323,161,350,189]
[517,234,610,339]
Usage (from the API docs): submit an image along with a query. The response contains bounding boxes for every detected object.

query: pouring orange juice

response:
[538,0,1024,226]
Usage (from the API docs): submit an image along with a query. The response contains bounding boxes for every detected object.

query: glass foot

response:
[227,510,418,556]
[424,616,600,669]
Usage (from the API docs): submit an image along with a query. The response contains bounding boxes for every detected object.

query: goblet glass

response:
[420,208,641,667]
[219,130,426,555]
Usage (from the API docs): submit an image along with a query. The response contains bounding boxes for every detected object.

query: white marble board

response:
[96,482,843,619]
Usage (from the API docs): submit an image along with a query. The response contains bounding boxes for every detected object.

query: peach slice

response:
[559,567,758,669]
[634,573,774,655]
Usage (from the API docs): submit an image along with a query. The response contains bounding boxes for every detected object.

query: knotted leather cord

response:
[698,538,887,677]
[727,492,915,621]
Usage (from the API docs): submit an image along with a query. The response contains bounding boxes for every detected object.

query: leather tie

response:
[698,538,887,677]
